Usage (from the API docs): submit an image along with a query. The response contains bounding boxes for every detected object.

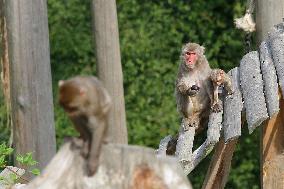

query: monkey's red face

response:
[185,51,198,69]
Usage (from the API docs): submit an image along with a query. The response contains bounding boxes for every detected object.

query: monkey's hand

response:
[187,85,200,96]
[211,102,222,113]
[87,158,99,176]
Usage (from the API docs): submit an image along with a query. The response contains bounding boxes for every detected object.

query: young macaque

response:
[210,69,234,112]
[175,42,233,132]
[58,76,111,176]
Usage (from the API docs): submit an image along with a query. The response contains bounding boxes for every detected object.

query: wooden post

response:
[91,0,128,144]
[5,0,56,175]
[256,1,284,188]
[0,0,10,105]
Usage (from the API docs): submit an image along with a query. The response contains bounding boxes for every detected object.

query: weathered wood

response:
[91,0,128,144]
[24,141,192,189]
[201,138,238,189]
[183,110,222,175]
[259,41,280,117]
[256,1,284,44]
[256,2,284,188]
[268,26,284,97]
[261,92,284,188]
[11,183,26,189]
[5,0,56,175]
[0,166,25,189]
[207,111,222,144]
[223,68,243,142]
[156,135,172,156]
[240,51,268,133]
[175,126,195,165]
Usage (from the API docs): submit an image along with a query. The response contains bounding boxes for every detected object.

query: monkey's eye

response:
[185,52,196,56]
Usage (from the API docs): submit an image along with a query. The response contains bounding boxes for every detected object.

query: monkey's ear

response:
[58,80,65,87]
[200,46,205,54]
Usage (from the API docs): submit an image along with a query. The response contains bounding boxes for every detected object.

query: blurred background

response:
[0,0,260,188]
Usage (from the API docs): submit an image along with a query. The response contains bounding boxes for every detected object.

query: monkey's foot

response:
[182,121,198,131]
[86,158,99,176]
[211,103,222,113]
[227,89,234,96]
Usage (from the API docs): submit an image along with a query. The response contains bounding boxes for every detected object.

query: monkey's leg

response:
[223,74,234,95]
[74,124,92,158]
[87,120,106,176]
[211,83,222,113]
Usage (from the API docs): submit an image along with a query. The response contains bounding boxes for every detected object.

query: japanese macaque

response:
[58,76,111,176]
[210,69,234,111]
[175,42,233,133]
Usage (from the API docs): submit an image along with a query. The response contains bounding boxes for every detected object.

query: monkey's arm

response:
[177,81,200,97]
[211,83,223,112]
[87,118,107,176]
[177,80,189,95]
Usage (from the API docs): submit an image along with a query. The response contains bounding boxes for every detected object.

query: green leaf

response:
[30,168,41,176]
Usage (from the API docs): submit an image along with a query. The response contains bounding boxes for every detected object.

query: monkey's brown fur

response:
[210,69,234,111]
[175,43,213,133]
[59,76,111,176]
[167,43,233,155]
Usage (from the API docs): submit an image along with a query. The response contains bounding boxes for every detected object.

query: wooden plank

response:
[175,126,195,166]
[156,135,172,157]
[256,2,284,188]
[223,68,243,142]
[259,41,279,117]
[91,0,128,144]
[0,166,25,188]
[239,51,268,133]
[268,25,284,97]
[24,141,193,189]
[183,110,223,175]
[261,91,284,188]
[201,138,238,189]
[5,0,56,175]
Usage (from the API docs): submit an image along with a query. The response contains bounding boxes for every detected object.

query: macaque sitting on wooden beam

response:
[176,42,233,132]
[167,43,233,156]
[58,76,111,176]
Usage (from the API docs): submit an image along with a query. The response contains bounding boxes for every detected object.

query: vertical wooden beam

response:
[256,1,284,188]
[262,94,284,188]
[0,0,10,105]
[256,1,284,43]
[5,0,56,175]
[91,0,128,144]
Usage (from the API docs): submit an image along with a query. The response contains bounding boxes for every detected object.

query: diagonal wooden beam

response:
[201,138,238,189]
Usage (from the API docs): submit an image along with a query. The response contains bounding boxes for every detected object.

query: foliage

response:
[0,143,40,186]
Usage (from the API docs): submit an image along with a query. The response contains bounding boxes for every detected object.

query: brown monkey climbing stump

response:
[23,141,192,189]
